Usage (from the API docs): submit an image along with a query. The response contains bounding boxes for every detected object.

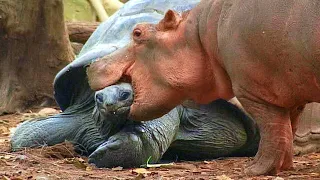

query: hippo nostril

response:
[119,91,130,101]
[95,93,104,104]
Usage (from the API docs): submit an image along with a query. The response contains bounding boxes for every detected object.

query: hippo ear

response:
[157,10,182,31]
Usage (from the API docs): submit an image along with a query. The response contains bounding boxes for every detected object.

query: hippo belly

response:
[218,0,320,107]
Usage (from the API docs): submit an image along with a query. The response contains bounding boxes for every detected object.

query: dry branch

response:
[66,22,100,44]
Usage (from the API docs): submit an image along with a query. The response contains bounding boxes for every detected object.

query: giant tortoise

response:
[11,0,319,168]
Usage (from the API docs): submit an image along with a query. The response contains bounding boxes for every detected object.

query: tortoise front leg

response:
[88,108,180,168]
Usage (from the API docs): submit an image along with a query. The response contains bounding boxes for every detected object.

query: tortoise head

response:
[95,83,133,118]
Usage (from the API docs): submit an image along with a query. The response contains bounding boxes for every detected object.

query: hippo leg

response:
[280,105,305,170]
[290,105,305,135]
[88,108,180,168]
[239,98,293,175]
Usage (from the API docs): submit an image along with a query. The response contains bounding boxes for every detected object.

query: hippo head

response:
[87,10,219,121]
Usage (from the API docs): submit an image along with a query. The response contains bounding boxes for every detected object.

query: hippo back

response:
[54,0,200,111]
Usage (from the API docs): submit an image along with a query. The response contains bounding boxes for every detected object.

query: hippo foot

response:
[244,146,293,175]
[244,125,293,175]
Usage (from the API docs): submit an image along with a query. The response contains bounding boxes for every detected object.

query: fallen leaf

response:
[133,173,145,180]
[64,158,87,170]
[64,158,74,164]
[86,166,93,171]
[41,141,76,159]
[0,126,9,135]
[4,154,14,160]
[9,177,23,180]
[77,157,85,163]
[308,153,320,160]
[34,175,50,180]
[216,174,233,180]
[293,160,309,164]
[132,168,151,175]
[13,170,22,176]
[0,120,9,124]
[112,166,123,171]
[273,177,284,180]
[9,127,16,135]
[2,176,10,180]
[192,170,201,174]
[38,108,59,116]
[0,159,15,166]
[72,158,87,170]
[15,155,28,161]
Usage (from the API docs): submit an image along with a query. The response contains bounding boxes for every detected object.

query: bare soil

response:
[0,111,319,180]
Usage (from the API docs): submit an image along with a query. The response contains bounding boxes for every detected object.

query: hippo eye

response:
[133,28,142,38]
[119,91,130,101]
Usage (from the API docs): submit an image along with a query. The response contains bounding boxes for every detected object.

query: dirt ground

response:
[0,110,319,180]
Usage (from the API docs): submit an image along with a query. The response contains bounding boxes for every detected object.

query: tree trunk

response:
[0,0,74,114]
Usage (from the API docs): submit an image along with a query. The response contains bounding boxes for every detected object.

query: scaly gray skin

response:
[88,83,259,168]
[89,108,181,168]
